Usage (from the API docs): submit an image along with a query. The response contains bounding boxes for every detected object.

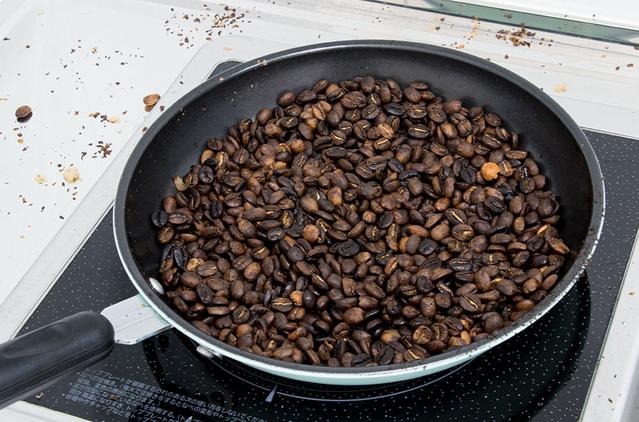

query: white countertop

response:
[466,0,639,30]
[0,0,638,420]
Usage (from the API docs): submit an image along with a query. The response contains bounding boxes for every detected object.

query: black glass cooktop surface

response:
[17,130,639,422]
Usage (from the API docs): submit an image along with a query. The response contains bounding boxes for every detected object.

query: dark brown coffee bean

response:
[157,227,175,244]
[243,262,261,281]
[162,196,177,214]
[482,312,504,333]
[271,297,293,312]
[408,124,430,139]
[343,307,365,325]
[278,91,296,106]
[418,239,438,256]
[168,212,192,225]
[180,272,201,288]
[303,224,321,243]
[207,306,231,316]
[459,294,481,313]
[300,196,319,213]
[431,223,450,241]
[336,240,360,258]
[196,283,215,305]
[449,257,472,272]
[452,224,474,242]
[381,329,401,344]
[230,279,245,300]
[495,279,518,296]
[364,281,386,300]
[244,207,267,221]
[522,278,540,294]
[232,306,250,324]
[151,210,168,227]
[287,246,305,262]
[484,197,505,214]
[515,299,535,311]
[264,227,284,242]
[15,105,33,121]
[548,237,569,255]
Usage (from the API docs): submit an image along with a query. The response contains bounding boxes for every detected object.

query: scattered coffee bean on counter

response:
[15,105,32,122]
[143,93,161,111]
[151,75,570,367]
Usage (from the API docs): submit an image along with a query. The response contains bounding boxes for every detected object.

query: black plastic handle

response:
[0,311,115,408]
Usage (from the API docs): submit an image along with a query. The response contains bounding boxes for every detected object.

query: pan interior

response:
[121,43,596,374]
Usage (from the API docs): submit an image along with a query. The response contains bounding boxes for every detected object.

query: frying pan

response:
[0,40,604,407]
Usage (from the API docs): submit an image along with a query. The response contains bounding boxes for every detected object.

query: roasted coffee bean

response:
[451,224,474,242]
[431,223,450,241]
[336,240,361,258]
[364,281,386,300]
[168,212,192,225]
[418,239,438,256]
[15,105,33,121]
[495,279,518,296]
[449,257,472,272]
[271,298,294,312]
[515,299,535,312]
[207,306,231,316]
[548,237,569,255]
[180,272,201,288]
[244,207,267,221]
[196,261,218,277]
[459,294,481,313]
[278,91,296,106]
[196,283,215,305]
[287,246,305,262]
[157,227,174,244]
[162,196,177,214]
[408,124,430,139]
[343,307,365,325]
[482,312,504,333]
[153,75,568,367]
[151,210,168,227]
[484,197,505,214]
[303,224,321,243]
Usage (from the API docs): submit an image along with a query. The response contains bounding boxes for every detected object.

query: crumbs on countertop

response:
[495,26,536,47]
[163,5,249,47]
[62,166,81,184]
[96,141,112,158]
[553,82,567,93]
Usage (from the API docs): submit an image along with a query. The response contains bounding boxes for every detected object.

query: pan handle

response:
[102,294,172,345]
[0,311,114,409]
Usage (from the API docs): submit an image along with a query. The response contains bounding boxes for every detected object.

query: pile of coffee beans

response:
[152,75,570,367]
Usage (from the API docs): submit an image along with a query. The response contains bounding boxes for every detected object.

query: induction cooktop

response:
[15,62,639,421]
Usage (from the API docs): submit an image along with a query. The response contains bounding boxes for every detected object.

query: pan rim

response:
[113,39,605,380]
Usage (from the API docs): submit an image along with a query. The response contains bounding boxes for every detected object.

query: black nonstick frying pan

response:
[0,40,604,407]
